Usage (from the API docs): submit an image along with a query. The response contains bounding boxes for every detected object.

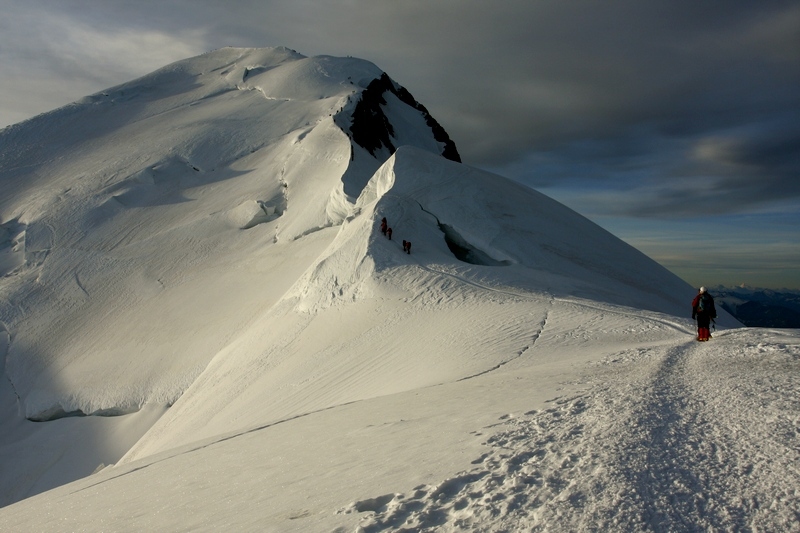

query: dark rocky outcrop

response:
[349,73,460,163]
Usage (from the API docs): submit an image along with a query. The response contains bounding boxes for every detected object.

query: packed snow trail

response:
[343,329,800,532]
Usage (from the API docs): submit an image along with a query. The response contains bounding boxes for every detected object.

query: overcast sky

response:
[1,1,798,289]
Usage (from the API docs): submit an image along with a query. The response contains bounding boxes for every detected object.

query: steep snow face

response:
[117,147,729,462]
[0,46,743,511]
[0,47,463,503]
[270,143,712,324]
[0,47,453,421]
[312,146,713,317]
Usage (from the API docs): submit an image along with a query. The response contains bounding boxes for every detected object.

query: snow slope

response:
[0,46,457,504]
[2,317,797,532]
[1,47,797,532]
[117,146,710,462]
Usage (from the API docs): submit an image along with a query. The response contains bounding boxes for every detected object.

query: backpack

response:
[697,293,715,316]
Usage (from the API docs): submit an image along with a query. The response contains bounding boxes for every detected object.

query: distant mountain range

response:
[712,286,800,328]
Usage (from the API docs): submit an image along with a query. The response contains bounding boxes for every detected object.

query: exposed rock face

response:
[349,73,461,163]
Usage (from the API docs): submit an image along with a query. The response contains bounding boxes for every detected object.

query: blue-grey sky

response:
[1,1,798,289]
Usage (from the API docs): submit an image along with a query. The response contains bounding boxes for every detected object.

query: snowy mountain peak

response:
[3,48,784,532]
[0,47,472,503]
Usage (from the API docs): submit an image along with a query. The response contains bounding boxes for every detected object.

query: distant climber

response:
[387,227,392,240]
[692,286,717,341]
[380,217,387,235]
[403,240,411,254]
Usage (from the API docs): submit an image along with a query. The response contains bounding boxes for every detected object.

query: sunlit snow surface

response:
[0,48,797,531]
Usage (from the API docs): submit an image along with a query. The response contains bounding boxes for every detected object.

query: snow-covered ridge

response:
[4,48,791,533]
[283,146,707,320]
[109,145,738,464]
[0,46,471,503]
[0,46,457,416]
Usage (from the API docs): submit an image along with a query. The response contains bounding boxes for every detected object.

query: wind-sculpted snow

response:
[115,141,717,463]
[354,147,707,317]
[0,47,461,503]
[1,310,795,532]
[2,47,789,533]
[343,329,800,532]
[0,218,26,277]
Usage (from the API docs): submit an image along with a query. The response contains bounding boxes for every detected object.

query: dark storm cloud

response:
[1,0,798,287]
[511,113,800,218]
[452,1,800,217]
[1,0,798,219]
